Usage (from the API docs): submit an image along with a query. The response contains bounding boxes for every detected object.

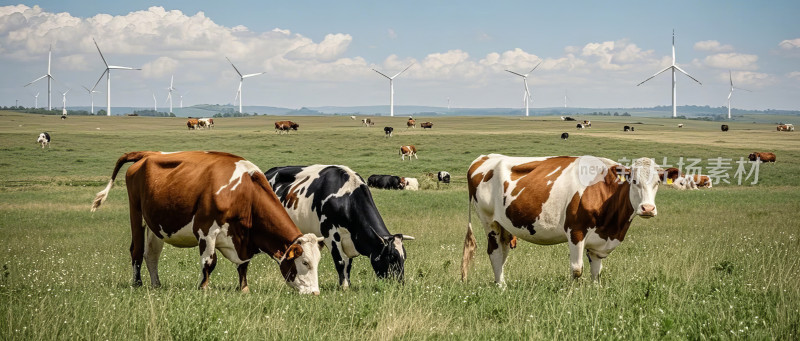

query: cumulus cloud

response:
[703,53,758,70]
[787,71,800,80]
[694,40,734,52]
[142,56,178,79]
[727,71,774,87]
[779,38,800,49]
[579,39,653,70]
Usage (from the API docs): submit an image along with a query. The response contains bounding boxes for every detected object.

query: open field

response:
[1,112,799,339]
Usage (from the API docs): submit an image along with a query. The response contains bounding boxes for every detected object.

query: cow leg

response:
[237,262,250,293]
[413,153,418,160]
[586,250,604,281]
[329,240,351,289]
[129,205,145,287]
[143,227,164,288]
[486,223,512,287]
[198,234,219,290]
[568,233,586,278]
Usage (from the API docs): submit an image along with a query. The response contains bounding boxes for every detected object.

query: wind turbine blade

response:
[81,85,91,92]
[372,69,391,79]
[92,38,109,67]
[170,75,173,88]
[505,70,526,77]
[24,75,47,87]
[92,69,108,91]
[734,87,752,92]
[729,70,733,87]
[242,72,266,78]
[108,66,140,70]
[528,61,542,74]
[728,90,733,100]
[226,57,243,78]
[636,66,672,86]
[391,63,414,78]
[674,65,702,85]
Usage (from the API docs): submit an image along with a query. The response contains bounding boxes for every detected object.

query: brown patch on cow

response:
[284,176,310,210]
[562,165,636,242]
[483,169,494,182]
[665,167,681,181]
[509,236,517,249]
[693,174,712,188]
[486,231,499,255]
[505,157,577,235]
[467,156,490,201]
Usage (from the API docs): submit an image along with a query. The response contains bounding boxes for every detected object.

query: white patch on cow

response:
[158,218,199,248]
[160,151,182,154]
[216,160,262,195]
[336,227,359,258]
[584,227,622,258]
[545,166,561,178]
[393,237,404,259]
[212,221,248,265]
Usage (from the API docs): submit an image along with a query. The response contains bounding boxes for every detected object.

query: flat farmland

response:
[1,112,799,339]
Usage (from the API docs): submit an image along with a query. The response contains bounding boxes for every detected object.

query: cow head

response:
[624,158,660,218]
[279,233,324,295]
[370,234,415,281]
[748,153,758,161]
[37,133,48,144]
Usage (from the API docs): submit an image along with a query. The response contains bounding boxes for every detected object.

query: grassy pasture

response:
[1,112,799,340]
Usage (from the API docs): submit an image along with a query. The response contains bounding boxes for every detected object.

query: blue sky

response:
[1,1,798,111]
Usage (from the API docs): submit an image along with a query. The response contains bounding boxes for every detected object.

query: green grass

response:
[1,112,799,339]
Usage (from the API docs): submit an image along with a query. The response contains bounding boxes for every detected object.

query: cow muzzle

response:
[637,204,657,218]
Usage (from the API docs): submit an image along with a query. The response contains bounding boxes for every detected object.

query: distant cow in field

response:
[749,152,776,163]
[561,132,569,140]
[437,171,450,184]
[400,145,417,161]
[777,124,794,132]
[275,120,299,134]
[187,119,199,130]
[672,175,698,190]
[678,124,684,128]
[576,123,584,129]
[462,154,661,284]
[721,124,729,132]
[583,120,591,128]
[198,118,214,129]
[350,116,356,120]
[362,118,374,127]
[623,126,632,132]
[367,175,406,190]
[407,119,416,129]
[562,116,576,121]
[90,151,324,294]
[692,174,713,188]
[37,132,50,148]
[384,126,393,137]
[404,177,419,191]
[421,122,433,129]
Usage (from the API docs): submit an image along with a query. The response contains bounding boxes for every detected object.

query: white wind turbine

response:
[60,89,70,115]
[727,70,751,120]
[637,30,702,118]
[32,92,39,109]
[180,90,190,108]
[165,75,176,113]
[152,93,157,112]
[226,57,266,114]
[81,85,100,115]
[505,61,541,117]
[24,45,57,110]
[564,89,568,109]
[92,38,141,116]
[372,63,414,117]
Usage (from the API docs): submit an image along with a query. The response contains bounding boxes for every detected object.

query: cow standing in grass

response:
[37,132,50,148]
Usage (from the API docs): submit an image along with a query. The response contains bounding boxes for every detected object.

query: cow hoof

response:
[240,286,250,294]
[572,269,583,278]
[132,280,143,287]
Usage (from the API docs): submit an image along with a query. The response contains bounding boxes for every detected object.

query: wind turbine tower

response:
[226,57,266,114]
[92,38,141,116]
[372,63,414,117]
[152,93,157,112]
[81,85,100,115]
[505,61,541,117]
[727,70,751,120]
[32,92,39,109]
[60,89,70,115]
[166,75,176,113]
[24,45,57,110]
[637,30,702,118]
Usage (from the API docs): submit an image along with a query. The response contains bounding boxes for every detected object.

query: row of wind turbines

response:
[24,31,750,119]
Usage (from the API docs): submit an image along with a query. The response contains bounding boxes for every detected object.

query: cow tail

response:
[91,151,155,212]
[461,198,477,282]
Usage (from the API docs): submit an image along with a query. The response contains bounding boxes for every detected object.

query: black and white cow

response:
[437,171,451,184]
[266,165,415,288]
[367,174,406,190]
[384,126,393,137]
[37,132,50,148]
[561,132,569,140]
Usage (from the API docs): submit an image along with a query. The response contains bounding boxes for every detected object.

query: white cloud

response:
[703,53,758,70]
[726,71,774,88]
[579,39,653,70]
[142,56,178,79]
[387,28,397,39]
[786,71,800,80]
[779,38,800,49]
[694,40,734,52]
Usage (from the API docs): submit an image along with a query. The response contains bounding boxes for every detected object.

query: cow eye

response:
[302,261,309,267]
[632,179,638,185]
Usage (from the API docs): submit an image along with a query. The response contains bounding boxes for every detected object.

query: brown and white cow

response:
[748,152,776,163]
[400,145,417,161]
[198,118,214,129]
[777,124,794,132]
[90,151,323,294]
[362,118,374,127]
[407,119,416,129]
[275,120,299,134]
[691,174,713,188]
[420,122,433,129]
[187,119,199,130]
[462,154,661,285]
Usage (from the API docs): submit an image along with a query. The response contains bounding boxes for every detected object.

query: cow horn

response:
[401,235,416,241]
[316,236,325,243]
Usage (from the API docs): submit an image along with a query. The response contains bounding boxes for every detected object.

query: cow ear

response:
[285,244,303,260]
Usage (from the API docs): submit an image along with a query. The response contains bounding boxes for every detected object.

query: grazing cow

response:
[266,165,415,287]
[367,175,406,190]
[576,123,585,129]
[561,132,569,140]
[198,118,214,129]
[623,126,631,132]
[37,132,50,148]
[384,126,394,137]
[462,154,661,284]
[438,171,451,184]
[187,119,199,130]
[663,167,682,183]
[692,174,713,188]
[721,124,729,132]
[350,116,356,120]
[400,145,417,161]
[749,152,776,163]
[90,151,324,294]
[362,118,374,127]
[404,177,419,191]
[583,120,592,128]
[407,119,416,129]
[777,124,794,132]
[672,175,698,190]
[678,124,684,128]
[562,116,576,121]
[421,122,433,129]
[664,167,710,189]
[275,120,299,134]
